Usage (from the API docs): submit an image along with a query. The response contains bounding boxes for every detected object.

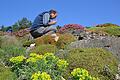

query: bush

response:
[88,26,120,36]
[9,53,68,80]
[35,33,76,49]
[57,48,119,80]
[30,44,57,55]
[96,23,119,27]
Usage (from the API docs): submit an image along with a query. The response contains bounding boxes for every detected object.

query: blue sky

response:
[0,0,120,27]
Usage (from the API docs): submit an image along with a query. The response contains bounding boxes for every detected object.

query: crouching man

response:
[30,9,59,41]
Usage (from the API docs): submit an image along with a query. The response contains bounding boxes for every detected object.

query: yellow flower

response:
[31,72,52,80]
[57,59,68,69]
[26,57,37,63]
[10,55,26,64]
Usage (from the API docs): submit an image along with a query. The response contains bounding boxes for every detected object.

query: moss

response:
[57,48,119,80]
[0,63,17,80]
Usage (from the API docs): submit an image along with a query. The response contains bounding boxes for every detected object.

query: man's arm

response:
[43,13,56,26]
[43,13,50,26]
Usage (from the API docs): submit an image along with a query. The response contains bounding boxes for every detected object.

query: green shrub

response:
[9,53,68,80]
[0,63,17,80]
[57,48,119,80]
[30,44,58,55]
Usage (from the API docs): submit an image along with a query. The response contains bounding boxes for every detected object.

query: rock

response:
[68,36,120,60]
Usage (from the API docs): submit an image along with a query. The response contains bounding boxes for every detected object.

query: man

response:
[30,9,59,41]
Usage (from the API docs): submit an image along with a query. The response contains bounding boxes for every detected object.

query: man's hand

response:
[48,21,57,25]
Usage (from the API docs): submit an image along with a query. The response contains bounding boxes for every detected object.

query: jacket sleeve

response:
[43,13,50,26]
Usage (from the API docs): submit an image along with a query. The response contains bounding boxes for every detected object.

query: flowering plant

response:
[10,55,26,64]
[9,53,68,80]
[31,71,52,80]
[71,68,99,80]
[58,24,84,33]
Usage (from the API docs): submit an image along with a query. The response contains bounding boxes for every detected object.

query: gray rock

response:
[68,36,120,60]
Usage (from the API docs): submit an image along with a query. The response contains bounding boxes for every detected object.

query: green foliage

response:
[30,44,57,55]
[71,68,99,80]
[0,63,17,80]
[57,48,119,80]
[9,53,68,80]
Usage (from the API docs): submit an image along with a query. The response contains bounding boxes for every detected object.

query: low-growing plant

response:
[9,53,69,80]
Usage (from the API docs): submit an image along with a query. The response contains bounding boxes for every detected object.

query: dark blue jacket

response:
[30,11,51,31]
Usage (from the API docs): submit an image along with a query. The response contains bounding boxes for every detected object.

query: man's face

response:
[50,13,57,19]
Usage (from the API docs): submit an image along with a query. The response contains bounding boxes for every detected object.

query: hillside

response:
[0,23,120,80]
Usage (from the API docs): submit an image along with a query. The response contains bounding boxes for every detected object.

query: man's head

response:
[49,9,57,19]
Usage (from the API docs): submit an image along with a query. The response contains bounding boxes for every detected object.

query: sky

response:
[0,0,120,27]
